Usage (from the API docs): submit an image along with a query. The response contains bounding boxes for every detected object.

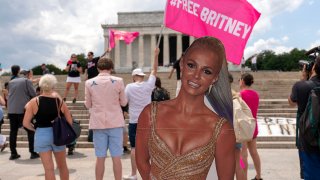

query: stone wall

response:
[118,11,163,25]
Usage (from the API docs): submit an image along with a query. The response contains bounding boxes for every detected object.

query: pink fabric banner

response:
[165,0,260,64]
[109,29,140,49]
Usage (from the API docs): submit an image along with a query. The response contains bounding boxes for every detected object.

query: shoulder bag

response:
[52,98,77,146]
[233,95,256,143]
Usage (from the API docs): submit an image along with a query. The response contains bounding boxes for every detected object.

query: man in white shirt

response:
[251,55,257,72]
[124,48,159,180]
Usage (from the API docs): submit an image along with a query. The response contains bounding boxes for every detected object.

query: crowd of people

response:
[0,35,319,180]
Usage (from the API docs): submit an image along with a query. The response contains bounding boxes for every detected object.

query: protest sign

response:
[165,0,260,64]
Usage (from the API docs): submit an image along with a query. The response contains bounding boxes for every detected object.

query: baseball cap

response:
[20,70,30,75]
[132,68,146,76]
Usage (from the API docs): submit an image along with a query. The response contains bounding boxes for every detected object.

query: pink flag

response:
[165,0,260,64]
[109,29,140,50]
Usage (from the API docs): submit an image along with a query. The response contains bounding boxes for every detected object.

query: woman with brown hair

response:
[239,73,262,180]
[136,36,235,179]
[63,54,82,103]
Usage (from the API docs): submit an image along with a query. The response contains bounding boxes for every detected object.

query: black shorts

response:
[128,123,137,148]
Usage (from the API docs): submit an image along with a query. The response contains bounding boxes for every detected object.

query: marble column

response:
[189,36,195,46]
[104,35,109,51]
[114,39,120,69]
[150,34,156,67]
[176,34,182,59]
[138,35,144,67]
[163,34,169,66]
[126,43,132,68]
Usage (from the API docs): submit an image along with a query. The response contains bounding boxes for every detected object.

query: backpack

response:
[299,86,320,150]
[152,87,170,102]
[233,95,256,143]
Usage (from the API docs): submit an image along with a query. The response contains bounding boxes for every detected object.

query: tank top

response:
[148,102,226,180]
[34,96,61,128]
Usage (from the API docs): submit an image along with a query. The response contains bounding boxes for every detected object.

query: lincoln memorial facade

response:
[101,11,195,72]
[102,11,241,72]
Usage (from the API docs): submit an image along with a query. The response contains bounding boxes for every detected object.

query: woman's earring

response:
[208,84,213,93]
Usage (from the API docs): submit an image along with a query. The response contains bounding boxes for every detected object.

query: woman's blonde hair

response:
[185,36,233,124]
[39,74,57,92]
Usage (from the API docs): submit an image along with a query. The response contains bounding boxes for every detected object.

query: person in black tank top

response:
[34,96,62,128]
[23,74,73,180]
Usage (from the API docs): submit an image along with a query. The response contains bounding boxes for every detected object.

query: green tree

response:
[31,64,65,75]
[244,48,308,71]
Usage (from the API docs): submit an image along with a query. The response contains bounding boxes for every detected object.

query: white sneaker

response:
[123,175,137,180]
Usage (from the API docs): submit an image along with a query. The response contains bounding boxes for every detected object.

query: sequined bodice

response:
[148,102,226,180]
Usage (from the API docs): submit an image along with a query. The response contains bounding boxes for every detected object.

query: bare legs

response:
[96,157,122,180]
[73,83,79,100]
[112,157,122,180]
[96,157,105,180]
[235,148,245,180]
[39,150,69,180]
[54,150,69,180]
[130,148,137,177]
[242,139,262,179]
[63,82,79,100]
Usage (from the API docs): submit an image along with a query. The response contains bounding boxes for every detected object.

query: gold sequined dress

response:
[148,103,226,180]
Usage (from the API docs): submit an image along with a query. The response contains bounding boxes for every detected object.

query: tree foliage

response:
[31,54,87,75]
[245,48,308,71]
[31,64,65,75]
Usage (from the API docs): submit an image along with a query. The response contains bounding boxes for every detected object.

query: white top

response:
[251,56,257,64]
[125,75,156,124]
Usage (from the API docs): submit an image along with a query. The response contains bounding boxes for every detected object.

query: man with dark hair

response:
[85,58,127,180]
[86,51,102,142]
[289,56,320,179]
[11,65,20,80]
[41,63,50,75]
[86,51,100,80]
[8,65,38,160]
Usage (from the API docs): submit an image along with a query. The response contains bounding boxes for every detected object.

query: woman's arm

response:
[136,105,152,180]
[23,99,37,131]
[150,48,160,77]
[215,122,236,180]
[65,64,71,72]
[0,95,5,106]
[77,65,83,74]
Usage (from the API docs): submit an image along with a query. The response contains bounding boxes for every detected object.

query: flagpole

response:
[156,25,164,48]
[100,27,110,58]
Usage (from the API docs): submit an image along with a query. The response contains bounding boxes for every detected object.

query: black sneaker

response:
[123,146,130,154]
[30,152,40,159]
[72,98,76,104]
[9,154,21,160]
[68,148,74,155]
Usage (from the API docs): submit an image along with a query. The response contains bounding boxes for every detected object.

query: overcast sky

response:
[0,0,319,71]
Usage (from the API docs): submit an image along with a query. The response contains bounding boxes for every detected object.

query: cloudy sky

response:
[0,0,319,71]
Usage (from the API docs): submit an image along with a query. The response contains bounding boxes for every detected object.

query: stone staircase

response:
[0,71,301,149]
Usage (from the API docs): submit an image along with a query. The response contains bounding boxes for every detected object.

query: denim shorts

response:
[128,123,137,148]
[34,127,65,153]
[93,128,123,157]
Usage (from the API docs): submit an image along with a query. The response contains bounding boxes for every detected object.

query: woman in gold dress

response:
[136,36,235,180]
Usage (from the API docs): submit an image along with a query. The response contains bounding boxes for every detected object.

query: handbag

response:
[233,95,256,143]
[72,119,81,138]
[52,98,77,146]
